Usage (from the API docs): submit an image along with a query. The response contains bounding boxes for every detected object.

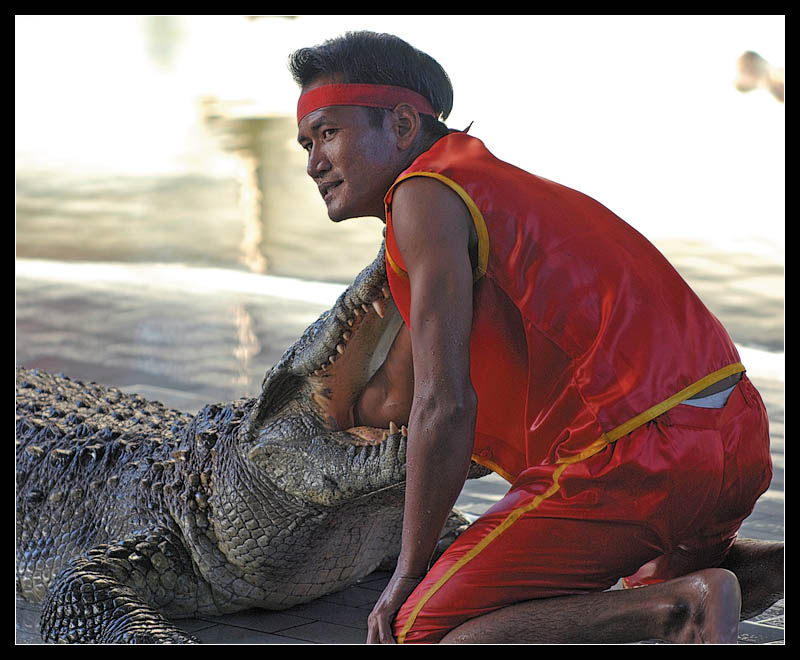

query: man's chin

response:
[325,201,381,223]
[327,210,349,223]
[326,207,360,223]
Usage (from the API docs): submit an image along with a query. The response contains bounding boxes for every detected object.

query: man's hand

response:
[366,571,424,643]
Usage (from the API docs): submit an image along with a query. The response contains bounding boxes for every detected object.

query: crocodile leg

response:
[40,529,203,644]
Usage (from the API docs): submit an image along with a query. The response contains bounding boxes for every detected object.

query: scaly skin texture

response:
[16,242,482,643]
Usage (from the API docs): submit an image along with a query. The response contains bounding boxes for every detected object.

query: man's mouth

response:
[319,180,342,202]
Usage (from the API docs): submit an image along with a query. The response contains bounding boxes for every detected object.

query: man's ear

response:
[391,103,421,151]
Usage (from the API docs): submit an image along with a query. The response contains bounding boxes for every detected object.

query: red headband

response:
[297,83,436,123]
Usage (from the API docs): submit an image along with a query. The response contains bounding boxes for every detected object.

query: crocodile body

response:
[16,243,480,643]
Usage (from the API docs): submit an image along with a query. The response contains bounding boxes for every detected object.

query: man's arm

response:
[367,175,478,643]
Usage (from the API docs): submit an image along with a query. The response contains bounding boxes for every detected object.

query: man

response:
[291,31,782,644]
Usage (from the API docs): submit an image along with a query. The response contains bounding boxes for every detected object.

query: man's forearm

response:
[396,398,477,578]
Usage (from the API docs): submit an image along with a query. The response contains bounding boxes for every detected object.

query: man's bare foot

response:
[720,538,784,620]
[659,569,741,643]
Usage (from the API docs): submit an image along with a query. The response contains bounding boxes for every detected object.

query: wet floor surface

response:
[15,251,783,644]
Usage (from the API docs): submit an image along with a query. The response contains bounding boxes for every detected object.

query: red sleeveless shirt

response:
[384,132,743,482]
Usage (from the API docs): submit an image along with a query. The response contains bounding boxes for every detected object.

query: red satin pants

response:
[393,376,773,643]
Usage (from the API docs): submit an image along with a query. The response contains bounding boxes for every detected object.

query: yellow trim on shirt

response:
[396,361,747,643]
[397,455,592,644]
[385,171,490,282]
[603,362,746,443]
[385,244,408,279]
[469,454,515,484]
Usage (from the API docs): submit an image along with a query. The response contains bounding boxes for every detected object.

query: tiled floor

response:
[16,573,784,644]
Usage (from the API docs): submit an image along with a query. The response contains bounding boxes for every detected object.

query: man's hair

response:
[289,31,453,139]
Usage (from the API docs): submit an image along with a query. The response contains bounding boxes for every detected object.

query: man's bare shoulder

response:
[390,175,473,254]
[391,174,478,275]
[391,174,463,212]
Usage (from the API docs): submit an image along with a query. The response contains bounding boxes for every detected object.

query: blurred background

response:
[16,13,783,431]
[16,15,785,273]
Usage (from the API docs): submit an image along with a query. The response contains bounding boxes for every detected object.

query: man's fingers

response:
[378,617,397,644]
[366,572,423,643]
[367,614,397,644]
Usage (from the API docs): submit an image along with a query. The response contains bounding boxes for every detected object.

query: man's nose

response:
[307,144,331,179]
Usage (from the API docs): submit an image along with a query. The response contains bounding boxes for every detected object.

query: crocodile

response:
[15,242,485,644]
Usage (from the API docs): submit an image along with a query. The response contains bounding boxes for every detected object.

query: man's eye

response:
[322,128,337,139]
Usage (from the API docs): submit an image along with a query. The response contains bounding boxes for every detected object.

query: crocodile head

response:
[241,242,409,506]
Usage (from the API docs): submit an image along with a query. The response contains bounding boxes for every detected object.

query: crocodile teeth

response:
[382,285,391,299]
[336,344,345,355]
[401,425,408,437]
[372,299,386,318]
[389,421,398,435]
[342,331,352,342]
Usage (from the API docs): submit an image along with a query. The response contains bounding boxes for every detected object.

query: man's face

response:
[297,87,404,222]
